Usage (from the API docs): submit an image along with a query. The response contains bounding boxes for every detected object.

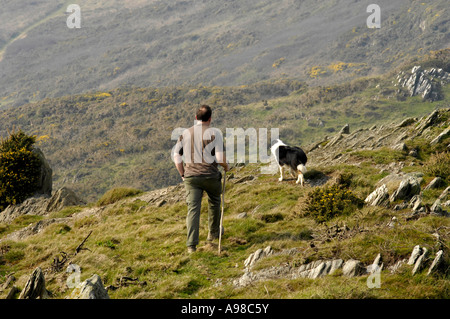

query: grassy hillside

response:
[0,0,449,108]
[0,51,449,202]
[0,143,448,298]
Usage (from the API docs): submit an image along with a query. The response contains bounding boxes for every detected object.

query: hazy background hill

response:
[0,0,449,108]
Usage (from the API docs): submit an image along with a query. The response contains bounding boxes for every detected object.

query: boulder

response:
[339,124,350,135]
[46,187,85,212]
[430,199,447,216]
[69,274,110,299]
[391,143,407,152]
[18,267,49,299]
[416,110,439,134]
[427,250,444,276]
[365,184,389,207]
[424,177,443,190]
[389,177,421,202]
[438,186,450,201]
[412,248,428,275]
[397,118,416,128]
[244,246,273,268]
[430,128,450,145]
[407,245,422,265]
[0,187,84,224]
[409,195,423,211]
[342,259,365,277]
[0,195,50,223]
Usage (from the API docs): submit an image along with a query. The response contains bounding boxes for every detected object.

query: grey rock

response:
[391,143,407,151]
[397,118,416,128]
[438,186,450,201]
[0,187,84,224]
[19,267,49,299]
[69,274,110,299]
[46,187,85,212]
[408,149,419,158]
[0,195,50,223]
[339,124,350,134]
[365,184,389,207]
[325,133,344,148]
[427,250,444,276]
[233,175,255,184]
[424,177,443,190]
[6,286,19,299]
[416,110,439,134]
[430,128,450,145]
[390,259,406,274]
[236,212,248,219]
[412,248,428,275]
[430,199,447,216]
[390,177,421,202]
[244,246,272,268]
[387,216,398,228]
[408,245,422,265]
[342,259,365,277]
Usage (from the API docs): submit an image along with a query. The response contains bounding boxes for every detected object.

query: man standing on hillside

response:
[173,105,229,254]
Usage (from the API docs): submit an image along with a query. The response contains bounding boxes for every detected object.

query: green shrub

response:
[0,130,41,210]
[423,152,450,182]
[97,187,143,206]
[304,185,364,223]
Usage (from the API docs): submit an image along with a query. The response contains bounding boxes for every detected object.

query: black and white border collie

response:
[270,139,307,186]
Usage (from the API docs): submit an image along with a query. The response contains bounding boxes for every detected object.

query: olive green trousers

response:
[184,174,222,247]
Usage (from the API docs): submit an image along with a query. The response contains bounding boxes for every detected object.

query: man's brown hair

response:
[196,105,212,122]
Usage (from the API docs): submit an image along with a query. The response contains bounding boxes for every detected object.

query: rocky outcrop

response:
[46,187,85,212]
[234,248,376,288]
[427,250,444,276]
[244,246,273,269]
[365,184,389,207]
[396,66,450,101]
[0,187,85,224]
[389,176,421,203]
[18,267,49,299]
[306,108,450,169]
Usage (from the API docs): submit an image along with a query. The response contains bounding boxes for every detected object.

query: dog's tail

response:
[297,164,307,174]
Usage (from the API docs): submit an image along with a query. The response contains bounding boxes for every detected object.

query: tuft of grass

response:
[97,187,143,206]
[48,206,84,219]
[351,147,407,164]
[423,152,450,182]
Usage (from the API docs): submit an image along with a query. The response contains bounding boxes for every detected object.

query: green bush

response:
[304,185,364,223]
[96,187,143,206]
[0,130,41,210]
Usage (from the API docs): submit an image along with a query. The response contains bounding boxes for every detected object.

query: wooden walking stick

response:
[218,171,226,255]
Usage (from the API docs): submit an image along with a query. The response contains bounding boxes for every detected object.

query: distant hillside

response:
[0,52,449,202]
[0,0,449,108]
